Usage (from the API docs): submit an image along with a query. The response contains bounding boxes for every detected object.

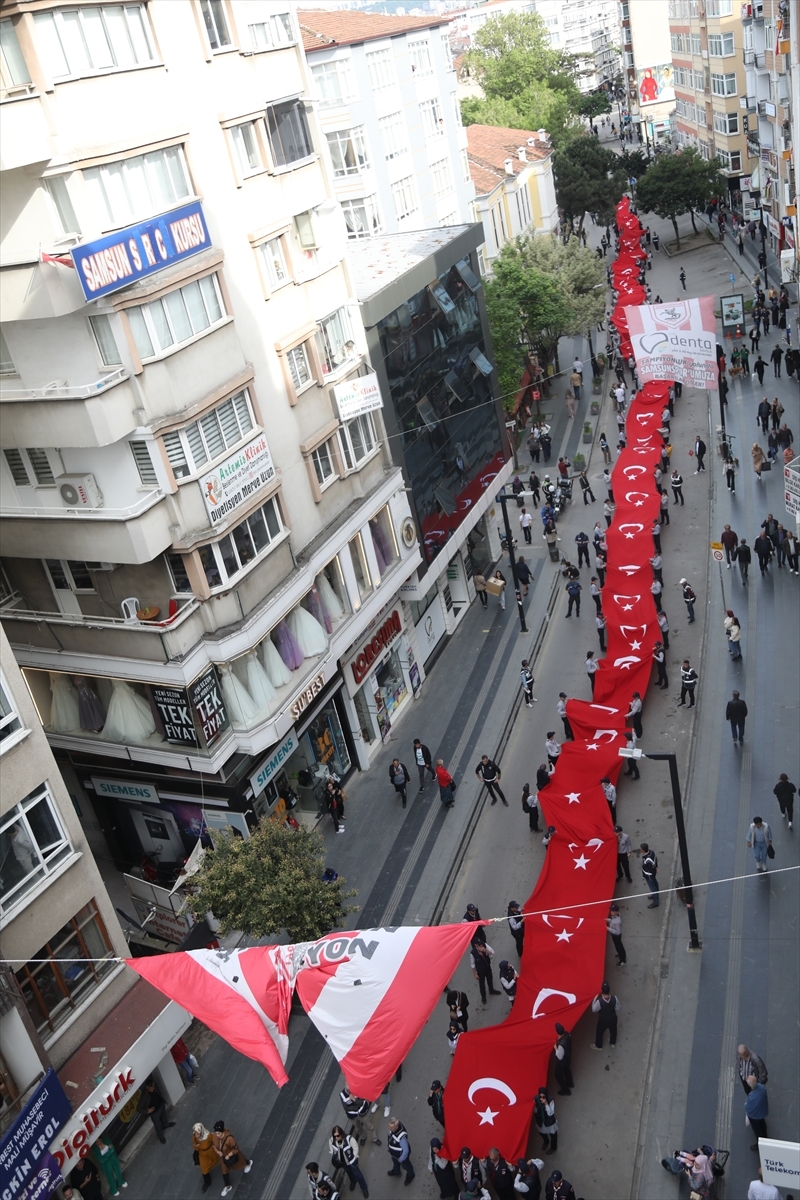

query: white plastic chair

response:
[121,597,140,623]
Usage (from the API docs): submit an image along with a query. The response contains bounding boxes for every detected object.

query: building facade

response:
[534,0,621,93]
[300,8,475,238]
[621,0,676,149]
[0,3,425,877]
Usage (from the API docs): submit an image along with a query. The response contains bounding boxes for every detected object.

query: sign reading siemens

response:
[250,728,298,796]
[72,202,210,301]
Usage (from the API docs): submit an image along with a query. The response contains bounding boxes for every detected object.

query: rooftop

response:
[466,125,552,194]
[345,227,474,304]
[298,9,447,52]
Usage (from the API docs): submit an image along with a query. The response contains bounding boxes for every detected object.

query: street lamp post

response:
[619,748,701,950]
[495,487,528,634]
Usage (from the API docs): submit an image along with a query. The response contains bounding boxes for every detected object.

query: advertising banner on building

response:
[333,372,383,422]
[0,1070,71,1200]
[188,667,230,748]
[636,63,674,106]
[623,296,718,389]
[199,435,276,523]
[149,685,199,747]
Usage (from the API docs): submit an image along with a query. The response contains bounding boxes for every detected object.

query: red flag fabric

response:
[40,251,75,268]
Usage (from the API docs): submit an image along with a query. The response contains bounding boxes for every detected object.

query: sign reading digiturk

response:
[200,435,276,522]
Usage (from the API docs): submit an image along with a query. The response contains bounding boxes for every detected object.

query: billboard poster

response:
[0,1070,71,1200]
[624,296,719,389]
[199,435,276,523]
[637,63,675,106]
[188,666,230,748]
[149,685,198,747]
[720,294,745,328]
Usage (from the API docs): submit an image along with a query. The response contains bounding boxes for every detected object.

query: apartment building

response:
[0,2,427,884]
[621,0,675,149]
[299,8,475,237]
[466,125,559,271]
[533,0,621,93]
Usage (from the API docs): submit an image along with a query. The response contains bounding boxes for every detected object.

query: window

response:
[161,390,255,478]
[408,39,433,77]
[516,183,531,228]
[127,273,224,359]
[348,533,372,599]
[697,107,707,126]
[441,32,452,70]
[439,208,458,227]
[711,73,737,96]
[0,328,15,376]
[0,674,24,750]
[419,96,444,138]
[33,5,153,78]
[258,236,289,288]
[129,441,158,486]
[310,60,355,108]
[16,901,115,1036]
[45,560,96,591]
[231,121,263,174]
[44,176,81,236]
[265,99,313,167]
[670,33,687,53]
[199,0,230,50]
[88,314,122,366]
[714,110,739,134]
[0,19,32,91]
[248,12,292,50]
[316,308,355,375]
[379,112,409,161]
[708,32,734,56]
[366,47,395,91]
[691,34,701,55]
[341,195,382,240]
[326,127,369,176]
[430,158,454,199]
[84,146,191,226]
[285,343,311,392]
[311,441,335,488]
[4,448,57,488]
[391,175,418,221]
[717,149,742,172]
[706,0,732,14]
[461,148,471,182]
[196,497,283,588]
[0,787,73,913]
[339,412,377,470]
[166,551,192,593]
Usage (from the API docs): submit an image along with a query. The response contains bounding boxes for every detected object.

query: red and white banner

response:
[624,296,718,389]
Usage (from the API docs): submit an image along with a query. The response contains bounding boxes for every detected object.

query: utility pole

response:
[495,488,528,633]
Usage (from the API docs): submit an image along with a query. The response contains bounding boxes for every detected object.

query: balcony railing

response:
[744,49,767,68]
[0,368,129,402]
[0,489,164,521]
[0,593,199,632]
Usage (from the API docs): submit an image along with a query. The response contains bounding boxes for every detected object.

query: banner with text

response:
[624,296,718,389]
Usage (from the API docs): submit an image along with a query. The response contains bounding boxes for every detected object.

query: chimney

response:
[527,136,537,147]
[538,128,549,144]
[504,158,514,175]
[517,146,527,161]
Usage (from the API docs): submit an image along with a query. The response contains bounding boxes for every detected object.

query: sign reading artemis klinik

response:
[71,202,210,301]
[199,435,275,521]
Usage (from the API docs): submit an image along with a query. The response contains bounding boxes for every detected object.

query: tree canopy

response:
[634,148,726,247]
[578,91,613,121]
[461,13,583,146]
[185,821,355,942]
[553,136,628,230]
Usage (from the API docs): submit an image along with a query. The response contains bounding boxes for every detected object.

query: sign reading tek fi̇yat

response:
[188,667,230,748]
[150,685,198,747]
[200,435,276,523]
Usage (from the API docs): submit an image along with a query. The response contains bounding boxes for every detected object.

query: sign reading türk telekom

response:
[624,296,718,390]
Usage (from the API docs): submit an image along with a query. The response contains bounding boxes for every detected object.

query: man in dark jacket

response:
[754,530,774,575]
[412,739,436,792]
[725,689,748,745]
[427,1080,445,1127]
[757,396,771,433]
[389,758,411,807]
[475,755,506,805]
[553,1023,574,1095]
[387,1117,414,1183]
[735,539,752,582]
[471,942,500,1002]
[720,524,738,566]
[694,436,706,471]
[485,1149,516,1200]
[139,1077,174,1143]
[773,773,796,828]
[770,343,783,377]
[545,1169,576,1200]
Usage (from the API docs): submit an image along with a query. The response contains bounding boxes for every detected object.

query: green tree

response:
[553,136,628,231]
[185,822,355,941]
[521,235,607,338]
[578,91,613,122]
[634,148,725,248]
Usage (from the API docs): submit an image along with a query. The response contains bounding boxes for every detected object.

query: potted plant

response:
[590,399,601,415]
[592,375,602,395]
[572,451,586,470]
[582,421,593,444]
[596,352,607,369]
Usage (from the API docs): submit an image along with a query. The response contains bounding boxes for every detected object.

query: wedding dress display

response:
[370,519,391,574]
[50,673,80,732]
[316,571,344,622]
[287,603,327,658]
[305,586,332,635]
[219,664,260,728]
[102,679,156,743]
[261,636,293,687]
[273,620,305,671]
[245,651,276,712]
[74,676,106,732]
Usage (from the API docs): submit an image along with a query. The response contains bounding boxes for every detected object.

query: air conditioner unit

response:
[58,474,104,509]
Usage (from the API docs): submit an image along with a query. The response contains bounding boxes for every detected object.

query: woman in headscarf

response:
[192,1124,217,1194]
[428,1137,458,1199]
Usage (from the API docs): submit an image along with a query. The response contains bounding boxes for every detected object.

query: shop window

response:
[196,496,284,589]
[88,314,122,366]
[316,557,349,626]
[0,673,24,751]
[166,551,193,593]
[83,146,191,228]
[410,581,439,625]
[161,389,255,479]
[326,127,369,176]
[199,0,231,50]
[369,506,399,575]
[348,533,372,600]
[129,440,158,487]
[276,697,352,812]
[265,99,313,168]
[127,273,225,361]
[374,648,407,740]
[0,19,32,93]
[353,687,377,746]
[338,412,378,470]
[34,5,154,79]
[316,308,356,376]
[16,901,116,1037]
[248,12,293,50]
[0,786,73,913]
[258,236,290,290]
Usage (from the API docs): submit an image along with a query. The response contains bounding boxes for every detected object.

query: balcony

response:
[740,1,764,21]
[744,49,767,69]
[0,490,174,564]
[0,370,141,449]
[0,91,54,171]
[758,99,777,117]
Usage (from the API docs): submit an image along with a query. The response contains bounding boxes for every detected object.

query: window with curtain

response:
[312,441,335,488]
[258,236,289,288]
[166,552,192,593]
[340,196,382,240]
[33,5,153,78]
[161,390,255,478]
[338,412,377,470]
[310,59,356,107]
[325,127,369,176]
[0,787,72,914]
[408,39,433,77]
[83,145,191,226]
[88,314,122,366]
[265,99,313,167]
[419,97,444,137]
[316,308,355,375]
[231,121,263,174]
[199,0,230,50]
[196,497,283,589]
[248,13,293,50]
[127,273,224,359]
[285,343,311,391]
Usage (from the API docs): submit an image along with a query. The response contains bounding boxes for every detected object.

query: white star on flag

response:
[566,792,581,804]
[478,1107,498,1125]
[623,532,635,539]
[555,929,573,942]
[586,743,599,750]
[573,854,590,869]
[630,641,641,650]
[621,603,634,610]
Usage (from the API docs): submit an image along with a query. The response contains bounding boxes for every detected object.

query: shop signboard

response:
[415,594,447,665]
[188,667,230,748]
[72,202,210,301]
[332,372,383,422]
[91,777,159,803]
[1,1070,71,1200]
[199,435,276,523]
[720,294,744,328]
[759,1138,800,1190]
[250,728,299,796]
[149,685,198,747]
[348,611,403,687]
[290,671,327,721]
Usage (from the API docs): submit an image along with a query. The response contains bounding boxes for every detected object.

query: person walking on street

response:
[606,904,626,965]
[471,942,500,1002]
[603,498,614,527]
[679,268,686,290]
[428,1139,457,1200]
[329,1127,369,1198]
[193,1125,217,1194]
[748,1168,780,1199]
[735,539,752,583]
[475,755,507,805]
[458,1149,484,1194]
[721,524,738,566]
[752,442,767,482]
[724,610,743,659]
[557,693,573,741]
[679,660,698,707]
[738,1045,769,1095]
[520,660,537,707]
[599,432,612,463]
[553,1024,574,1095]
[340,1089,382,1147]
[575,530,590,568]
[389,759,411,808]
[447,988,470,1032]
[520,506,533,544]
[545,1171,576,1200]
[726,690,748,745]
[641,843,659,906]
[601,777,617,824]
[387,1117,414,1185]
[474,572,488,609]
[753,354,766,383]
[545,733,561,768]
[670,469,684,504]
[773,773,795,828]
[565,578,582,617]
[94,1137,126,1196]
[694,436,706,471]
[427,1081,445,1129]
[653,641,668,689]
[412,739,436,791]
[212,1120,253,1197]
[436,760,455,808]
[170,1037,199,1085]
[507,900,525,956]
[569,368,582,403]
[744,1077,769,1150]
[139,1077,174,1144]
[69,1160,103,1200]
[657,610,670,649]
[579,471,595,503]
[785,529,799,573]
[498,960,518,1007]
[516,556,533,596]
[680,579,696,623]
[650,577,663,613]
[770,343,783,377]
[747,816,773,873]
[590,578,602,614]
[755,530,774,575]
[521,782,539,832]
[307,1163,334,1200]
[325,779,345,833]
[591,982,620,1047]
[585,650,598,695]
[623,731,640,778]
[535,1089,558,1155]
[616,825,633,882]
[758,397,771,434]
